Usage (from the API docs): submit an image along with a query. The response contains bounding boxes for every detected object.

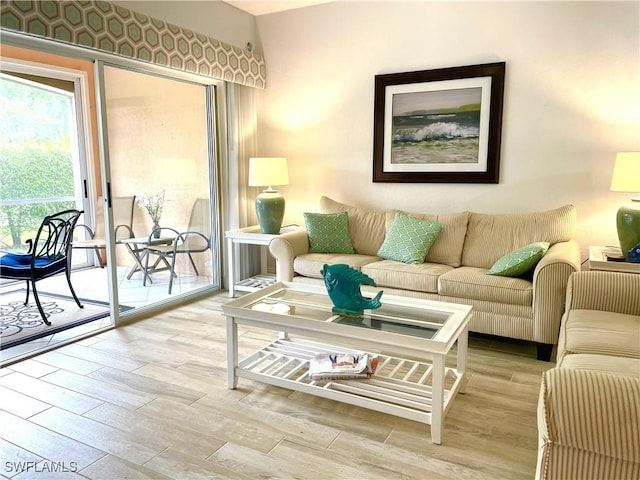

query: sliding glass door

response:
[101,65,218,311]
[0,68,91,261]
[1,44,222,364]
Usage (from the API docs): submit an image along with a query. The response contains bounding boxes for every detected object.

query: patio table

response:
[118,235,174,284]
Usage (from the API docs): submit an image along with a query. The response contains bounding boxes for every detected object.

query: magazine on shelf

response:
[309,352,379,381]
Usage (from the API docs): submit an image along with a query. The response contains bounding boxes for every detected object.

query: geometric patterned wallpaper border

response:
[0,0,266,89]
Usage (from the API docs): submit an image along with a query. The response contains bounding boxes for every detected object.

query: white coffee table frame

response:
[222,282,472,444]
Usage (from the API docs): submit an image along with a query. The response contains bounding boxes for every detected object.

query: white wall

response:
[255,1,640,262]
[108,1,639,262]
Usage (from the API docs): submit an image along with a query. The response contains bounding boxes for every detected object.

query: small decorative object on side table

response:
[588,246,640,274]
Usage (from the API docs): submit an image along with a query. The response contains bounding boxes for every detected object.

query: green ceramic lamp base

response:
[616,199,640,261]
[256,189,285,234]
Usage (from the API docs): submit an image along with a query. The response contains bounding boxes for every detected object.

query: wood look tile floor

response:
[0,292,551,479]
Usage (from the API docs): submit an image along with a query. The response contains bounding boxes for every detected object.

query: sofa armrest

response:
[532,240,581,345]
[536,368,640,480]
[269,229,310,282]
[566,270,640,316]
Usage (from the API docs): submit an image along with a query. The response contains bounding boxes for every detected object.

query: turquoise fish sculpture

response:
[321,263,383,317]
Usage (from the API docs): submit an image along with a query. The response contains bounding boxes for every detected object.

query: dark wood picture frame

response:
[373,62,505,183]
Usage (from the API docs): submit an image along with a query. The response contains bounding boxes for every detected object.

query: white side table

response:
[588,246,640,274]
[225,225,301,297]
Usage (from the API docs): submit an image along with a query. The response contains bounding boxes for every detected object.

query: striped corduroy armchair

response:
[536,270,640,480]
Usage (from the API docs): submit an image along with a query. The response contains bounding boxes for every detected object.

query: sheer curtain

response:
[226,83,260,280]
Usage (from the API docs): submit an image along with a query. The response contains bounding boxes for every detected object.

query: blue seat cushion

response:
[0,253,66,280]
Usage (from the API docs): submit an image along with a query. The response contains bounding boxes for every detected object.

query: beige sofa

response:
[536,270,640,479]
[269,196,581,360]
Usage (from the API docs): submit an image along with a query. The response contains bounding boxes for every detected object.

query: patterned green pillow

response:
[304,211,355,254]
[377,211,443,264]
[487,242,550,277]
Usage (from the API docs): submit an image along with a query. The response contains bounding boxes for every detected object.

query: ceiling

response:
[224,1,334,16]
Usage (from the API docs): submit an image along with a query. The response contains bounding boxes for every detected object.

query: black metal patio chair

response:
[0,209,84,325]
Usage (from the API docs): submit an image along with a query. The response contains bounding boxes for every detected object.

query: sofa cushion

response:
[557,309,640,361]
[565,270,640,316]
[294,253,380,279]
[488,242,550,277]
[461,205,576,269]
[303,211,355,254]
[320,196,388,256]
[385,210,469,267]
[559,353,640,378]
[377,211,443,264]
[321,196,470,266]
[438,267,533,306]
[362,260,453,294]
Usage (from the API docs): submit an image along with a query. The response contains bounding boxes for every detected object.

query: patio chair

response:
[0,209,84,326]
[73,195,136,267]
[143,198,211,294]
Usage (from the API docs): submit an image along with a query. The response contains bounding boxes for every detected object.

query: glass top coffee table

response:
[222,282,472,444]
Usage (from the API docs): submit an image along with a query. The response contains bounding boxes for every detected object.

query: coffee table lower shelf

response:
[236,337,464,428]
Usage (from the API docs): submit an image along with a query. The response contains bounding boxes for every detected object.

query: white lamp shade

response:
[611,152,640,193]
[248,157,289,187]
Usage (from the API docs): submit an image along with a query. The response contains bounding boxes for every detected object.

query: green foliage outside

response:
[0,146,75,250]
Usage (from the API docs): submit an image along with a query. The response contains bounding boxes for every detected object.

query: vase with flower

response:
[137,191,165,238]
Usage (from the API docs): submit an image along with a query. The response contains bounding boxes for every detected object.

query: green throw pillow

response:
[304,211,355,254]
[487,242,551,277]
[377,211,443,264]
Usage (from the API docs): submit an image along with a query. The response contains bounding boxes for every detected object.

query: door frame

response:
[2,32,226,331]
[0,57,97,268]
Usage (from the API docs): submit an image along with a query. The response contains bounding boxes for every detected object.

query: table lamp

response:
[610,152,640,261]
[248,157,289,234]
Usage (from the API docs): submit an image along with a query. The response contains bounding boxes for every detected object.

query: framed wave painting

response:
[373,62,505,183]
